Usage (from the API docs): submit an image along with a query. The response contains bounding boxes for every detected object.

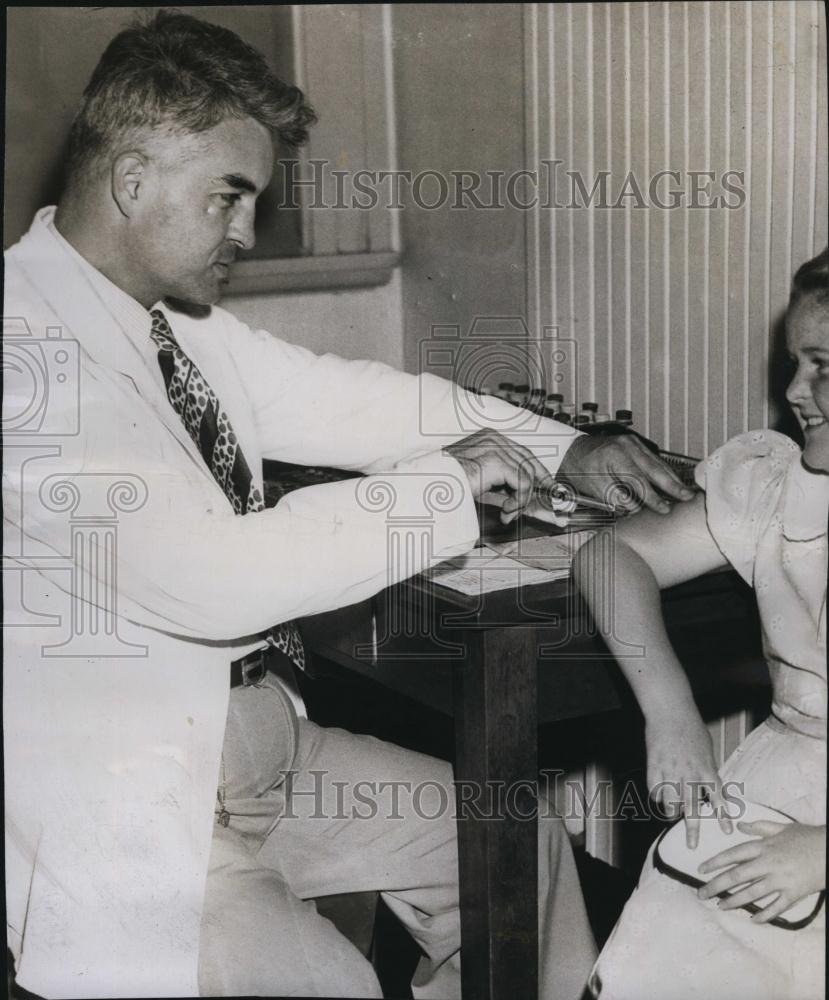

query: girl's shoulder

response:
[694,430,801,508]
[693,431,803,583]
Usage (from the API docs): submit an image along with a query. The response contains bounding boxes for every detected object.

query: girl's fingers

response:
[662,801,681,820]
[698,839,761,876]
[683,781,703,849]
[750,892,790,924]
[658,767,723,848]
[698,857,762,899]
[716,878,771,911]
[655,781,681,818]
[709,783,734,835]
[735,820,786,838]
[658,772,682,808]
[697,771,733,836]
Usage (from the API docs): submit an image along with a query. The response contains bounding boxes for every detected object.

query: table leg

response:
[453,626,539,1000]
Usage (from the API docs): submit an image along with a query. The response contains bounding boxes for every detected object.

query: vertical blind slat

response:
[525,0,826,454]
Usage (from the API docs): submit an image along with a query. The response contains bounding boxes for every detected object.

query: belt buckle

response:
[240,647,268,686]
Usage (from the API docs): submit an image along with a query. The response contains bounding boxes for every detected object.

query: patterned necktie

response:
[150,308,305,670]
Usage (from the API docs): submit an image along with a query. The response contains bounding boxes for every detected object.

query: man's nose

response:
[229,207,256,252]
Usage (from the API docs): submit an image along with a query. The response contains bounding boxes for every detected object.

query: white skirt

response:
[590,719,826,1000]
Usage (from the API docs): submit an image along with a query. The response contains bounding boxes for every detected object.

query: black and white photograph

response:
[3,3,827,998]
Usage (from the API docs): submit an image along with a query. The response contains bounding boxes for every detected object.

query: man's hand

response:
[557,434,695,514]
[697,822,826,923]
[645,711,732,849]
[444,429,557,523]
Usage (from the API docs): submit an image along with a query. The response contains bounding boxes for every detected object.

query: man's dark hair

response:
[789,247,829,312]
[64,10,316,186]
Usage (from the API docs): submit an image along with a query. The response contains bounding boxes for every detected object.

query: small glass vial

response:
[514,383,531,408]
[543,392,564,419]
[496,381,514,399]
[615,408,633,427]
[581,402,599,422]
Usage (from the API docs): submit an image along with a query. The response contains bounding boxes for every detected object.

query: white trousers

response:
[197,675,597,998]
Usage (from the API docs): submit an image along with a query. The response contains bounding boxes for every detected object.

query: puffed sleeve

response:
[693,430,801,585]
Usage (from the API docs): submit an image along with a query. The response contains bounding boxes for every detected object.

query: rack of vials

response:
[464,382,700,488]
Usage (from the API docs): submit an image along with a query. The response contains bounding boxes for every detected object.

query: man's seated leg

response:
[197,676,383,997]
[255,719,597,1000]
[198,822,383,998]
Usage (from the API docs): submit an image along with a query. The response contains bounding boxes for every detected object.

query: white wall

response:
[223,269,404,368]
[525,0,828,457]
[393,2,827,457]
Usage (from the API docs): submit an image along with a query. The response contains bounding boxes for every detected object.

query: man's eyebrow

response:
[220,173,258,194]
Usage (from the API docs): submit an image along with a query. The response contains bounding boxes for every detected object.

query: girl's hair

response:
[788,247,829,313]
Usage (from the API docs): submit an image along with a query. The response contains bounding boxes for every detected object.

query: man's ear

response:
[111,152,148,217]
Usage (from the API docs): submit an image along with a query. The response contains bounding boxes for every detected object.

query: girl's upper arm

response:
[613,492,729,589]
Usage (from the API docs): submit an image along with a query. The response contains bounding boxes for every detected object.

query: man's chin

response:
[163,296,215,319]
[162,277,223,316]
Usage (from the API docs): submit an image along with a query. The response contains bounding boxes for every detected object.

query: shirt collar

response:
[781,455,829,542]
[41,206,162,356]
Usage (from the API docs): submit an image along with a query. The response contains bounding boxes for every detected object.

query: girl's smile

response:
[785,296,829,472]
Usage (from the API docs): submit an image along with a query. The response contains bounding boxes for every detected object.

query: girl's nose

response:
[785,363,810,407]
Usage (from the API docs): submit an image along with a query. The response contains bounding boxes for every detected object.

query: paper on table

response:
[426,530,595,595]
[488,529,596,568]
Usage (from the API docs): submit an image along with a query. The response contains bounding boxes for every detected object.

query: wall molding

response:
[225,251,400,296]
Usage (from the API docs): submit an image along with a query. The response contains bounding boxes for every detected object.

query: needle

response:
[534,482,623,515]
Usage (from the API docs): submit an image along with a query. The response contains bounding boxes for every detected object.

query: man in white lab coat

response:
[3,12,693,999]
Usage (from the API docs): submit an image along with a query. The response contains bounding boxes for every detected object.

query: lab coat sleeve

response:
[10,409,480,643]
[215,308,580,478]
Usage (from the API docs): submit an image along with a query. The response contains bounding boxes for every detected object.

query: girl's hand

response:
[697,821,827,923]
[645,711,732,849]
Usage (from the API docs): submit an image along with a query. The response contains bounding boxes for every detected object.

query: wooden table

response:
[301,519,765,1000]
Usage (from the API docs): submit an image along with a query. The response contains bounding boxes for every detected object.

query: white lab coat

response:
[3,207,578,997]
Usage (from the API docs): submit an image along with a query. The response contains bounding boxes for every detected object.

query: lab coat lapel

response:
[11,211,210,475]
